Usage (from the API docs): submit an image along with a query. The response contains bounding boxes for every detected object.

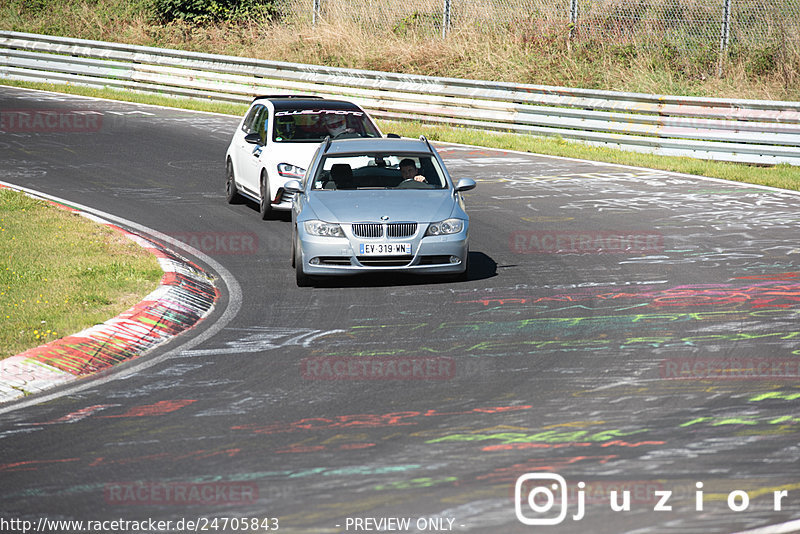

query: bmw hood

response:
[307,190,460,224]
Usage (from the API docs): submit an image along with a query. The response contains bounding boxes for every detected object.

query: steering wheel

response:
[332,131,362,140]
[397,179,432,189]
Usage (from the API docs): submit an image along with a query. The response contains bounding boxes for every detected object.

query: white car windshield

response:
[311,153,448,190]
[273,109,381,143]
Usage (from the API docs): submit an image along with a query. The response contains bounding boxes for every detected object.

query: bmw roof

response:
[323,137,435,155]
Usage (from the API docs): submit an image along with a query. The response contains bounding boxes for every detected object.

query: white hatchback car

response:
[225,96,382,219]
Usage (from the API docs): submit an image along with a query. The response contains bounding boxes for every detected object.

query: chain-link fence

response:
[275,0,799,51]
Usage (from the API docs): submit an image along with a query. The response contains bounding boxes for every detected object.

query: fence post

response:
[718,0,731,76]
[443,0,452,38]
[720,0,731,51]
[313,0,321,26]
[569,0,579,39]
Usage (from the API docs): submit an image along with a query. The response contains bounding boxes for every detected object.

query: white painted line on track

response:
[731,518,800,534]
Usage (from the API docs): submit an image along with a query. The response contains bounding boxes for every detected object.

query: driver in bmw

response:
[399,158,427,183]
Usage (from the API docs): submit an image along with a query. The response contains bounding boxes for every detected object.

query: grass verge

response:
[3,78,799,192]
[0,188,163,359]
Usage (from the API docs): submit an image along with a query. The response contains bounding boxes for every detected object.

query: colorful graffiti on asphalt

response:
[456,275,800,310]
[231,405,533,435]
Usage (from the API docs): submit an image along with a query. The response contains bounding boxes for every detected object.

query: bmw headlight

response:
[278,163,306,179]
[304,220,344,237]
[425,218,465,236]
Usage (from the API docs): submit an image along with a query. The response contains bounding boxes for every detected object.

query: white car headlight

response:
[425,218,464,236]
[304,220,344,237]
[278,163,306,179]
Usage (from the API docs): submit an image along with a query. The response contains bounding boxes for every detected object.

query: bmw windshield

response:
[310,153,448,190]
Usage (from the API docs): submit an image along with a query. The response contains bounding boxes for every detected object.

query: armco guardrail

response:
[2,30,799,166]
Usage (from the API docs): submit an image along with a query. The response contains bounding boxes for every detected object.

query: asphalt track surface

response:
[1,86,800,534]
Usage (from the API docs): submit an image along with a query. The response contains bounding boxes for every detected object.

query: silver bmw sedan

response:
[285,136,476,286]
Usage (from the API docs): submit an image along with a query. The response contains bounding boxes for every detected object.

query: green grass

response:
[0,188,163,359]
[3,78,799,192]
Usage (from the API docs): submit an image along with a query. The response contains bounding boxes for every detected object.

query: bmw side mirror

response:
[454,178,476,192]
[244,133,262,145]
[284,180,304,194]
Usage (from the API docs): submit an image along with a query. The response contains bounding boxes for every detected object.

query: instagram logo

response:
[515,474,571,525]
[513,473,794,524]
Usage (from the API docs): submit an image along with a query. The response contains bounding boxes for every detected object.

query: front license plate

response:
[359,243,412,255]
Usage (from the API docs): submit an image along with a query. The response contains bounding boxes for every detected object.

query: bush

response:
[149,0,276,24]
[392,10,442,37]
[611,43,637,67]
[745,44,781,76]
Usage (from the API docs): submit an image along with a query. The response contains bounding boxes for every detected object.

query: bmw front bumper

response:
[297,227,469,276]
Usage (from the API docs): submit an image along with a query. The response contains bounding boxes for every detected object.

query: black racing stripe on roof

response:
[269,99,363,111]
[251,94,322,102]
